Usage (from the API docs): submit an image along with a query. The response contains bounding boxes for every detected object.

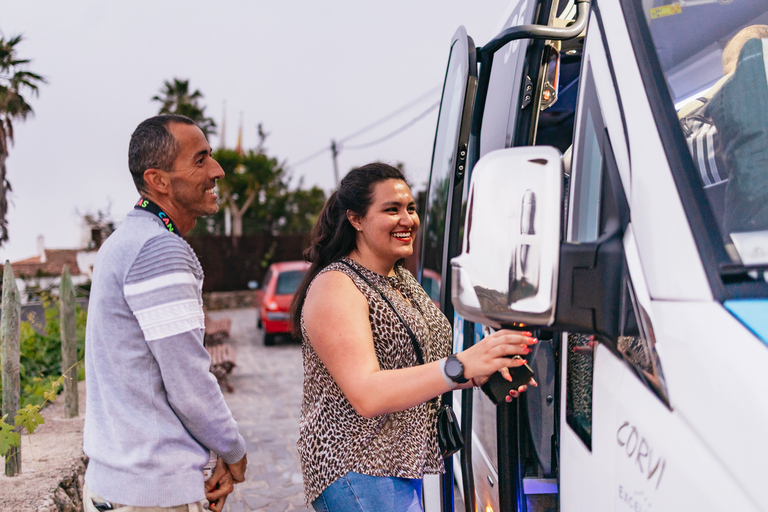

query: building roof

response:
[3,249,83,277]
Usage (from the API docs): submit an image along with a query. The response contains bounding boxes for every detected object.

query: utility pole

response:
[330,139,340,188]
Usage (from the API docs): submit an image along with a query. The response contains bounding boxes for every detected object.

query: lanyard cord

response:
[134,198,182,237]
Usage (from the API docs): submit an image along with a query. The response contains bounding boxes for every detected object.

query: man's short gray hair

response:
[128,114,196,194]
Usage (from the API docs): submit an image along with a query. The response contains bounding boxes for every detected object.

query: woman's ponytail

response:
[291,162,408,337]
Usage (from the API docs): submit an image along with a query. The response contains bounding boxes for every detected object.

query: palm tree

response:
[0,34,46,245]
[152,78,216,137]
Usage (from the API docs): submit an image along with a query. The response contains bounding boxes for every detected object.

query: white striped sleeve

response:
[124,271,199,297]
[133,299,205,341]
[124,236,205,342]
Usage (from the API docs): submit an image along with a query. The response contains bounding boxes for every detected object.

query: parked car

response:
[255,260,310,346]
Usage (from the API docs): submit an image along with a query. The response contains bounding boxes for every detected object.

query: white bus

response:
[418,0,768,510]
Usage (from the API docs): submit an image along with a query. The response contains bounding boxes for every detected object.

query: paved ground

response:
[208,307,466,512]
[207,308,311,512]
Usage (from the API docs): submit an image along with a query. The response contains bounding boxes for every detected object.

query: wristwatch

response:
[444,354,468,384]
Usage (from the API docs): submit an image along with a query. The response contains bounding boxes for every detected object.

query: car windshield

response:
[643,0,768,266]
[275,270,307,295]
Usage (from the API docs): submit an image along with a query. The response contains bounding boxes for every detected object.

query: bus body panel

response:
[587,343,760,512]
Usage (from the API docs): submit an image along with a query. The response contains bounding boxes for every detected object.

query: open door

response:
[418,25,477,512]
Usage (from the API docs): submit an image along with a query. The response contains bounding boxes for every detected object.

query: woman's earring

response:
[357,228,361,232]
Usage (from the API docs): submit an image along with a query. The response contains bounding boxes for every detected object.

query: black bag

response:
[436,403,464,458]
[340,261,465,458]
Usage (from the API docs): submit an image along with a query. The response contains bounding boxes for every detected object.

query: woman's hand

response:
[457,329,538,399]
[498,366,538,402]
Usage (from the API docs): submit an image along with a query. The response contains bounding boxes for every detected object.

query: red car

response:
[255,260,311,346]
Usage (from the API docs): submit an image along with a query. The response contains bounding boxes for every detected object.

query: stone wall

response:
[34,454,88,512]
[203,290,256,311]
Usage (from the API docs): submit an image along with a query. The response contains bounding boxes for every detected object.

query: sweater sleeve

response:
[123,235,246,464]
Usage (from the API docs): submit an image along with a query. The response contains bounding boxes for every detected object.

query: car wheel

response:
[264,333,276,346]
[257,317,262,329]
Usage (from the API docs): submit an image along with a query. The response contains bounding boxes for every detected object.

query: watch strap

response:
[439,357,459,388]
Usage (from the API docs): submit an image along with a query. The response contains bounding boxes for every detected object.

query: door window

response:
[564,64,607,448]
[569,65,605,244]
[421,26,476,307]
[616,267,669,405]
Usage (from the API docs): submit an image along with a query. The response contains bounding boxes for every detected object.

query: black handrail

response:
[479,0,590,56]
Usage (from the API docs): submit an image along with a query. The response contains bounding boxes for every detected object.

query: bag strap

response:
[338,260,424,365]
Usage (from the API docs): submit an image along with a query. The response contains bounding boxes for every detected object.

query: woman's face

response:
[352,179,420,265]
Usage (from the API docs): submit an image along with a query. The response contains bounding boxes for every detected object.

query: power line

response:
[292,85,441,168]
[339,85,441,144]
[344,101,440,150]
[292,146,331,168]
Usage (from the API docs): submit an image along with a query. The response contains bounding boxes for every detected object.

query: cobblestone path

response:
[207,308,311,512]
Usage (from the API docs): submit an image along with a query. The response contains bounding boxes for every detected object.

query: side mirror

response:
[451,147,563,328]
[451,146,625,339]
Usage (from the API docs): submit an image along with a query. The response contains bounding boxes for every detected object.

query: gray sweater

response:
[83,209,246,507]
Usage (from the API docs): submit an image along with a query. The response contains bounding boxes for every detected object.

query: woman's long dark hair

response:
[291,162,407,337]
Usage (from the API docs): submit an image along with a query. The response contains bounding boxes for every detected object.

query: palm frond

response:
[0,33,46,246]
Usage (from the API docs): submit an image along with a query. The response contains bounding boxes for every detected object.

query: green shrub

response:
[0,296,86,409]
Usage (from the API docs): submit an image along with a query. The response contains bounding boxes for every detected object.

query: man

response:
[83,114,247,512]
[678,25,768,189]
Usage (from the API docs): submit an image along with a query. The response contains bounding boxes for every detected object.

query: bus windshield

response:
[643,0,768,267]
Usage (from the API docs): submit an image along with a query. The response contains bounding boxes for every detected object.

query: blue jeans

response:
[312,472,423,512]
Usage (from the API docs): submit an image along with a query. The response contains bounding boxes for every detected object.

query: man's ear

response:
[143,168,170,195]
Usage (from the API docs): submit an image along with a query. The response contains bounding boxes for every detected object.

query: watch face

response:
[445,356,464,379]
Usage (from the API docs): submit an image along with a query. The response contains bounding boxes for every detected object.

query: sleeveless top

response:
[297,258,453,504]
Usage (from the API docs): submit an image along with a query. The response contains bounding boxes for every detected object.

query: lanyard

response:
[134,198,182,237]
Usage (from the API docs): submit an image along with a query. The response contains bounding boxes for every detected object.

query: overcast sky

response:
[0,1,513,263]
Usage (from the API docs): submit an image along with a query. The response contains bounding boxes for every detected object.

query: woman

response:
[292,163,536,511]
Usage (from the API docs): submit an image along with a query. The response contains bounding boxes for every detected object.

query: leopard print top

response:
[297,258,453,504]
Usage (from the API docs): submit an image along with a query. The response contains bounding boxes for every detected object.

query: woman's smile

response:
[391,230,413,242]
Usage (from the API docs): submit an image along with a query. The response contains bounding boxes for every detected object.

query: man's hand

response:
[205,458,234,512]
[227,454,248,484]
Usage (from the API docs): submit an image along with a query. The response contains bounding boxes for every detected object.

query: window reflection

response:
[423,37,469,300]
[617,275,669,406]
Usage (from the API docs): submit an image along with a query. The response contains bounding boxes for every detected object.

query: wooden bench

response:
[204,317,232,345]
[204,315,236,392]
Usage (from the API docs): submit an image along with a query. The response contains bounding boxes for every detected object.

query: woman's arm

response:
[303,270,536,418]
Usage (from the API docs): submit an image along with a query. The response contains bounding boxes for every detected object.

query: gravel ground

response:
[0,381,87,511]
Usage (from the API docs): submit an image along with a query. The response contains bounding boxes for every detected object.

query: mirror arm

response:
[478,0,590,57]
[554,219,624,340]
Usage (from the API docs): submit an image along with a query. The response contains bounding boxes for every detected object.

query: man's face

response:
[166,122,224,220]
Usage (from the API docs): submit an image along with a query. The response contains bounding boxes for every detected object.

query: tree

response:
[0,35,46,246]
[187,124,326,237]
[214,147,285,237]
[77,204,116,249]
[249,176,326,235]
[152,78,216,137]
